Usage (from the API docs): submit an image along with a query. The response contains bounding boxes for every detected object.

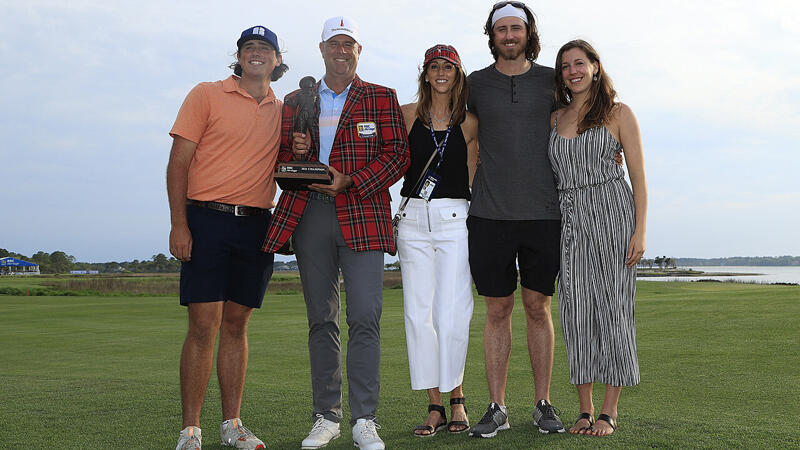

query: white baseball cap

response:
[321,16,360,43]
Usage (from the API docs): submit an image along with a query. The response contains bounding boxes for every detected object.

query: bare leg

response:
[592,385,621,436]
[414,388,444,436]
[180,302,223,428]
[448,384,468,432]
[570,383,594,434]
[483,295,515,405]
[521,287,554,403]
[217,301,254,420]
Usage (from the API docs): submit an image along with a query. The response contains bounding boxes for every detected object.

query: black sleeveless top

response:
[400,118,471,200]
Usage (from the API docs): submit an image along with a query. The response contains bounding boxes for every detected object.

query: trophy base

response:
[275,161,332,191]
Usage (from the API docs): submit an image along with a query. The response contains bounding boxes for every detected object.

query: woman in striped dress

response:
[548,40,647,437]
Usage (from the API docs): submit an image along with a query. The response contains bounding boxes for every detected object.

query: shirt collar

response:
[222,75,277,103]
[319,77,353,98]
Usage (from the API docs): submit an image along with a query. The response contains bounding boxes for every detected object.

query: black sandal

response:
[447,397,470,433]
[569,412,594,434]
[591,413,617,436]
[414,404,447,437]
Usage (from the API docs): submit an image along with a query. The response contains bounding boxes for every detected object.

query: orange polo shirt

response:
[170,75,281,209]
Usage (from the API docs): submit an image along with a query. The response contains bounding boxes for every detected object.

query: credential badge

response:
[357,122,377,138]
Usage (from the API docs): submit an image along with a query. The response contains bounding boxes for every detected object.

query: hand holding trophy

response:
[274,76,333,190]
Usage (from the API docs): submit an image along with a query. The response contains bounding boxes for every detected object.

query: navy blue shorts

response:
[180,205,274,308]
[467,216,560,297]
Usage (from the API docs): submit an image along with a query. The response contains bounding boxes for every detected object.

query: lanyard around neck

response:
[428,117,453,171]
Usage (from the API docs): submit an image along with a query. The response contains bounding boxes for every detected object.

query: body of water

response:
[641,266,800,285]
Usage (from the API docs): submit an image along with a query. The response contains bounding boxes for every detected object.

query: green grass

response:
[0,272,401,297]
[1,280,798,449]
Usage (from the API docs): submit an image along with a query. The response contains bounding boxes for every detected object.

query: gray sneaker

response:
[532,399,565,434]
[469,402,510,438]
[220,418,265,449]
[176,426,202,450]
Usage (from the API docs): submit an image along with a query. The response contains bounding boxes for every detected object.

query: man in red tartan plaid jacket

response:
[261,76,408,253]
[262,16,408,450]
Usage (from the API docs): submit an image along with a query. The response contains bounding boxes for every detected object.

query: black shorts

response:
[467,216,560,297]
[180,205,274,308]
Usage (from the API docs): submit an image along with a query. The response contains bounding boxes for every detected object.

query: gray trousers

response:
[294,195,384,425]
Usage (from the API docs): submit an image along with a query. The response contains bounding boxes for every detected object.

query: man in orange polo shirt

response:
[167,25,287,450]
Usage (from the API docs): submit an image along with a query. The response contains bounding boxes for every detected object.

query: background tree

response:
[1,248,183,274]
[0,248,26,259]
[49,251,76,274]
[384,261,401,271]
[29,251,52,273]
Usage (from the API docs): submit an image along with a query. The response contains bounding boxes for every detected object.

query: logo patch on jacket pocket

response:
[357,122,377,138]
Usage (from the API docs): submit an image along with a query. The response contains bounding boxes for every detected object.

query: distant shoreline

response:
[674,256,800,266]
[637,268,761,278]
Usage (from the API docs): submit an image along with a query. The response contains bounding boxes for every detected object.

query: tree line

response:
[637,256,677,269]
[1,249,79,274]
[1,249,300,274]
[5,248,797,275]
[675,256,800,266]
[0,249,181,274]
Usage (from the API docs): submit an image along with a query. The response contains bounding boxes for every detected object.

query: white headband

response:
[491,4,529,27]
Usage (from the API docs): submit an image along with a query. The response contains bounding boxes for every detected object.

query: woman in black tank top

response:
[396,44,479,437]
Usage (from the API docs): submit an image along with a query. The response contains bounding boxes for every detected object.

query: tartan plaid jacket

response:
[262,76,409,253]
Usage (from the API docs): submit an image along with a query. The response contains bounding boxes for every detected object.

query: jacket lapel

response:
[334,75,363,146]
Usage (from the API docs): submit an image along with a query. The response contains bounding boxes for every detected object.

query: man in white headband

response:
[491,2,529,27]
[466,1,567,438]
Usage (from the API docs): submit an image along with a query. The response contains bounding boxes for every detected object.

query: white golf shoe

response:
[352,418,385,450]
[301,414,341,449]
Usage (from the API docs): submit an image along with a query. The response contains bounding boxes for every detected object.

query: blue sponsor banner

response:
[0,257,38,267]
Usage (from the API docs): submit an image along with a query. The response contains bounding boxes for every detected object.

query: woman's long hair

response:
[554,39,617,134]
[415,60,469,126]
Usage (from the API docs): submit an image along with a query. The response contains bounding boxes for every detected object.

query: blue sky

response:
[1,0,798,262]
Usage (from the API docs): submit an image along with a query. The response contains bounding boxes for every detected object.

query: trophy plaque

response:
[275,76,333,191]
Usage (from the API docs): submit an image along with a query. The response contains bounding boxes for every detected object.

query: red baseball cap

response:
[424,44,461,67]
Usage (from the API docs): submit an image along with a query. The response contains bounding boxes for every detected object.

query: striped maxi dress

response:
[548,121,640,387]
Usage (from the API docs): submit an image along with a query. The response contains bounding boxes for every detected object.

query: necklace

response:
[429,111,451,124]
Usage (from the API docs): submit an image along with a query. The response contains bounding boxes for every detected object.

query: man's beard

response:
[497,40,525,61]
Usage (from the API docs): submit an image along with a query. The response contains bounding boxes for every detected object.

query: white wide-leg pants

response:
[397,198,474,392]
